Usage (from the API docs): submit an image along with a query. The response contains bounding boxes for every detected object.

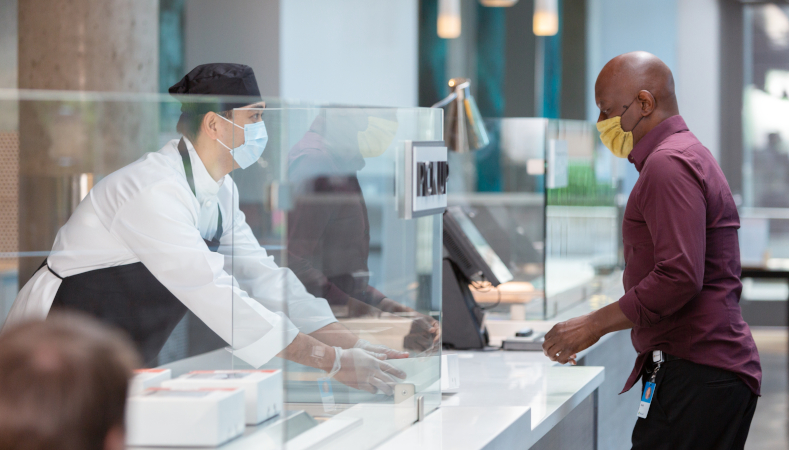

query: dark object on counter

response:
[442,207,512,286]
[502,333,546,351]
[515,327,534,337]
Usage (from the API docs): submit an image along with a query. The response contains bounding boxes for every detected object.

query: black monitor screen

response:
[443,206,514,286]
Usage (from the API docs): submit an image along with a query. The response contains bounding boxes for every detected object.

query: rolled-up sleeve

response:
[619,150,707,328]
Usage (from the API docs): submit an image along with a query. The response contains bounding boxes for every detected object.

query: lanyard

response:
[178,138,223,247]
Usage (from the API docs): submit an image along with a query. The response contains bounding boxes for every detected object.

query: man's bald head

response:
[595,52,680,144]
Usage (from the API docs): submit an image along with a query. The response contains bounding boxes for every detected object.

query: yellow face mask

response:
[358,116,399,158]
[596,116,634,158]
[596,97,645,158]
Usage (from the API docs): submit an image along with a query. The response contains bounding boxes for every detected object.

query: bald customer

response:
[542,52,761,449]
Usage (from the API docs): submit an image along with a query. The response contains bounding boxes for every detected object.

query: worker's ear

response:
[201,112,222,140]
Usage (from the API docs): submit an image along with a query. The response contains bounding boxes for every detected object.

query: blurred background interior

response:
[0,0,787,449]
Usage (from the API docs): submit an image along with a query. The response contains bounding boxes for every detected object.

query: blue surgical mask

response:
[216,114,268,169]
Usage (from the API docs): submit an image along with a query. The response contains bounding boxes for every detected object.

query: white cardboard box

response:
[129,369,172,396]
[126,387,245,447]
[163,370,283,425]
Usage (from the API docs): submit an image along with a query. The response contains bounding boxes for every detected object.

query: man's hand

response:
[542,315,600,365]
[542,301,635,365]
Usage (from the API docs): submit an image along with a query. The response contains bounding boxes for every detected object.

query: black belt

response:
[644,351,681,373]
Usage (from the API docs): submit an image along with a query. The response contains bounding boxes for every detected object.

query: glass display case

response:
[0,90,443,449]
[447,117,625,321]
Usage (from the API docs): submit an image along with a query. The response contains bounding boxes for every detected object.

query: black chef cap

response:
[169,63,263,115]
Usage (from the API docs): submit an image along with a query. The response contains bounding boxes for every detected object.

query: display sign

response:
[399,140,448,219]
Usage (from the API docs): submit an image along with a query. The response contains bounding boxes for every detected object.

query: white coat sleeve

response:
[105,181,299,368]
[219,195,337,335]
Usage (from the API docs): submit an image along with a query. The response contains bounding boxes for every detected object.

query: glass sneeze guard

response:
[447,117,624,321]
[0,89,444,449]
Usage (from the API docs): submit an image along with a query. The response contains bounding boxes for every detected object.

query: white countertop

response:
[138,325,605,450]
[376,351,604,450]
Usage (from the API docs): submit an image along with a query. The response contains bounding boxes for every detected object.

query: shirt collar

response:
[181,137,224,201]
[627,115,689,172]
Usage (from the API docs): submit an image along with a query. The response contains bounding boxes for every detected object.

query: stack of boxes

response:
[126,369,283,447]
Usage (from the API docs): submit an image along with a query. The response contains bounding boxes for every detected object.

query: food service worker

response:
[4,64,407,395]
[542,52,761,449]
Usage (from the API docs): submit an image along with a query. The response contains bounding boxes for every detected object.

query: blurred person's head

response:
[310,109,399,160]
[594,51,680,158]
[0,313,141,450]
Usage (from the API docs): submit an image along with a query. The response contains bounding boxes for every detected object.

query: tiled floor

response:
[746,327,788,450]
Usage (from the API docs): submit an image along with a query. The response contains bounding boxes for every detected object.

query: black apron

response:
[48,138,223,365]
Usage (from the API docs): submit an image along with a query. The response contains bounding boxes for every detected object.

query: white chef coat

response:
[6,138,337,367]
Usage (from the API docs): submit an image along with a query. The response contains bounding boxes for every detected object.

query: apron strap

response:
[177,138,224,249]
[37,258,63,280]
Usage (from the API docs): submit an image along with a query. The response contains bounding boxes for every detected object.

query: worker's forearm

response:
[309,322,360,349]
[277,332,335,373]
[589,301,635,337]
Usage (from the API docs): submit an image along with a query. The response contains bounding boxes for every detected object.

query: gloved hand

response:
[329,347,407,395]
[403,314,441,353]
[354,339,409,360]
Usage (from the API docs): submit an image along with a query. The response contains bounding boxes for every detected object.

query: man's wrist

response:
[588,301,631,337]
[586,311,605,341]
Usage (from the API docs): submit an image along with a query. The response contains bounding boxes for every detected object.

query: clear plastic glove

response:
[330,347,407,395]
[354,339,409,360]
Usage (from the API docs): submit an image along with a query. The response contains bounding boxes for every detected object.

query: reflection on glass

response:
[287,109,440,354]
[447,118,624,320]
[544,120,620,318]
[234,106,442,448]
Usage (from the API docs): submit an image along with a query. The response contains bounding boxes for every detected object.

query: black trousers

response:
[632,359,758,450]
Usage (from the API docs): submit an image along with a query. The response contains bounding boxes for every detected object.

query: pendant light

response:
[437,0,461,39]
[432,78,490,153]
[533,0,559,36]
[479,0,519,6]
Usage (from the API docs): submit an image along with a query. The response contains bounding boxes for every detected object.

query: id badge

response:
[317,377,336,412]
[637,381,657,419]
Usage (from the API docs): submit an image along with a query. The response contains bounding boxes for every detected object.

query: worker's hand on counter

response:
[542,315,601,365]
[331,347,407,395]
[354,339,409,360]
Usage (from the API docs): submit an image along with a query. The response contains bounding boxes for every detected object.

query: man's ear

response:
[201,112,221,140]
[638,90,656,116]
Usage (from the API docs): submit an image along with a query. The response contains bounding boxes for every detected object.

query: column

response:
[17,0,159,286]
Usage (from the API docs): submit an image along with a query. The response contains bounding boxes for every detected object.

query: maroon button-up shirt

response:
[619,115,761,395]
